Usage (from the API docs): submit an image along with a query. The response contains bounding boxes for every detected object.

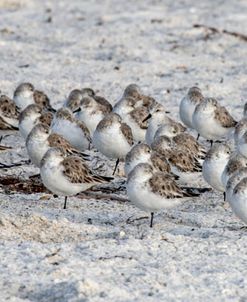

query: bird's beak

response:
[73,107,81,114]
[142,113,152,122]
[165,111,170,114]
[47,106,56,113]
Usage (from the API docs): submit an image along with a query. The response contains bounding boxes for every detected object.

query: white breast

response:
[40,161,92,196]
[202,159,226,192]
[51,119,89,151]
[93,126,131,159]
[179,97,195,129]
[26,138,49,167]
[14,95,33,110]
[145,122,158,146]
[76,110,104,136]
[229,190,247,224]
[123,114,146,142]
[124,154,150,176]
[193,111,233,140]
[127,179,183,212]
[19,116,38,139]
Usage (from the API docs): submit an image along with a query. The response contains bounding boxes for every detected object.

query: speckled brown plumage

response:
[66,97,82,111]
[39,112,53,127]
[96,113,115,130]
[187,87,204,105]
[33,90,51,109]
[81,97,111,115]
[94,95,112,112]
[130,106,149,129]
[148,173,190,198]
[173,133,205,155]
[168,150,202,172]
[48,133,74,152]
[78,121,92,143]
[0,95,19,119]
[62,156,112,184]
[214,106,237,128]
[120,123,134,145]
[55,108,74,121]
[226,156,247,176]
[151,136,172,157]
[0,95,19,130]
[234,177,247,194]
[150,152,171,173]
[171,121,187,133]
[135,95,156,109]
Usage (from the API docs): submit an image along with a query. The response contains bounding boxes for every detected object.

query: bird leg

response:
[210,140,213,147]
[196,133,200,141]
[63,196,68,209]
[150,212,154,228]
[223,192,226,201]
[112,158,120,175]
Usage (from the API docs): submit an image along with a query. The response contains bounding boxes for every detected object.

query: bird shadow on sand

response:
[18,281,79,302]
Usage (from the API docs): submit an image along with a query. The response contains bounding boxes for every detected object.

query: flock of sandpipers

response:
[0,83,247,227]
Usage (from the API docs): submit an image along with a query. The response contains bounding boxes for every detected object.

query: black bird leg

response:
[63,196,68,209]
[150,212,154,228]
[112,158,120,175]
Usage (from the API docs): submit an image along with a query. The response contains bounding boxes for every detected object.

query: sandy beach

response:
[1,0,247,301]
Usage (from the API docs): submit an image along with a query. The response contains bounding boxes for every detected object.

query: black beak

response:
[47,106,56,113]
[142,113,152,122]
[73,107,81,114]
[165,111,170,114]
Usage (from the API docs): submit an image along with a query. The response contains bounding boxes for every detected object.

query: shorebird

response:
[192,97,237,146]
[93,112,134,175]
[40,147,113,209]
[126,163,199,227]
[51,108,91,151]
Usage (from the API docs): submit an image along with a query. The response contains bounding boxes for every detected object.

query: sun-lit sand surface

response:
[1,0,247,300]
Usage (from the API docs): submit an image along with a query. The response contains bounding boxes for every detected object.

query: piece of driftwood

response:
[0,175,48,194]
[193,24,247,42]
[0,175,129,202]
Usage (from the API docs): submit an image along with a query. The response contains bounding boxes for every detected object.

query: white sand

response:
[1,0,247,301]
